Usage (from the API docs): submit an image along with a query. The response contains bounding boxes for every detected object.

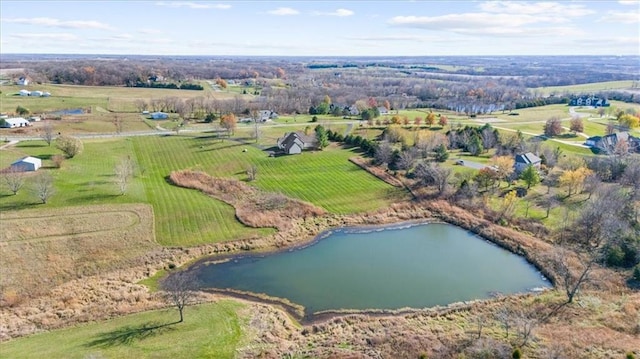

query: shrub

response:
[633,265,640,281]
[512,348,522,359]
[55,135,83,158]
[51,154,65,168]
[627,352,636,359]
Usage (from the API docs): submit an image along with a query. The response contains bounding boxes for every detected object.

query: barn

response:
[11,156,42,172]
[1,117,31,128]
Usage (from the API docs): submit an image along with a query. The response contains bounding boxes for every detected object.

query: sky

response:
[1,1,639,56]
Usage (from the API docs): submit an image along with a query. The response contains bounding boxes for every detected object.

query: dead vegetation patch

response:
[168,170,325,231]
[0,204,157,308]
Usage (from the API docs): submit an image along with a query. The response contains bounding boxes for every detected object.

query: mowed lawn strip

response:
[0,301,245,359]
[131,136,272,246]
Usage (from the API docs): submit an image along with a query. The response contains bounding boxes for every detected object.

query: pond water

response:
[193,223,549,315]
[49,108,84,115]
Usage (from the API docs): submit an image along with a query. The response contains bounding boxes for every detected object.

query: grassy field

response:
[0,301,246,359]
[0,83,252,114]
[532,80,638,96]
[1,134,406,246]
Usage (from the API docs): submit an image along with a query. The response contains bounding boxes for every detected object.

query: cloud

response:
[155,2,231,9]
[10,33,79,41]
[599,10,640,23]
[618,0,639,5]
[313,8,354,17]
[138,28,163,35]
[345,34,440,42]
[267,7,299,16]
[478,1,594,17]
[1,17,113,30]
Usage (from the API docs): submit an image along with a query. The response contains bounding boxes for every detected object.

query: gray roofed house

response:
[586,131,639,154]
[277,132,317,155]
[514,152,542,173]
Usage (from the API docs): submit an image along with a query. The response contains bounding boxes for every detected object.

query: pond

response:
[192,223,550,316]
[49,108,84,115]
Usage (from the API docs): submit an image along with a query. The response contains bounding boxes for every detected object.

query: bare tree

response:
[114,157,135,195]
[4,167,25,195]
[397,148,417,171]
[113,115,123,134]
[134,99,148,112]
[414,162,451,195]
[374,141,394,168]
[246,164,258,181]
[33,172,55,204]
[159,271,200,323]
[40,121,55,146]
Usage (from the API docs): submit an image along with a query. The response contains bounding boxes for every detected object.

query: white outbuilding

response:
[1,117,31,128]
[11,156,42,171]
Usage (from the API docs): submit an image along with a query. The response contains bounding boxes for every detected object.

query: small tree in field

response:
[220,113,237,137]
[543,117,563,137]
[246,164,258,181]
[520,165,540,189]
[40,121,55,146]
[16,105,30,116]
[114,157,135,195]
[160,271,200,323]
[438,115,448,128]
[55,135,83,158]
[569,117,584,134]
[4,167,25,195]
[33,172,55,203]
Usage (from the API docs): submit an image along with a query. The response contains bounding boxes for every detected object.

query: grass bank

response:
[0,300,246,359]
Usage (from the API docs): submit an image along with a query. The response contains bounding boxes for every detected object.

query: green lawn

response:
[1,134,406,246]
[0,301,246,359]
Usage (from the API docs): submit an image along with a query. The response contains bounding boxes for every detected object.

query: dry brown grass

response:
[169,170,325,231]
[0,204,157,305]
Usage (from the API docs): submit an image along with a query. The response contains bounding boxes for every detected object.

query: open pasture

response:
[532,80,638,96]
[0,83,250,114]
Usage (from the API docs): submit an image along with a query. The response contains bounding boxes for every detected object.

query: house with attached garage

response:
[277,132,317,155]
[586,131,640,154]
[514,152,542,173]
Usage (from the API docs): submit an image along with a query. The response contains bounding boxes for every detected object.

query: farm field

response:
[0,83,253,114]
[0,300,246,359]
[532,80,638,96]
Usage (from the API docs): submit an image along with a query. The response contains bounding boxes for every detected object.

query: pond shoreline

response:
[184,218,551,324]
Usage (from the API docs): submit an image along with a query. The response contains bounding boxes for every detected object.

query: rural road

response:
[0,120,363,143]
